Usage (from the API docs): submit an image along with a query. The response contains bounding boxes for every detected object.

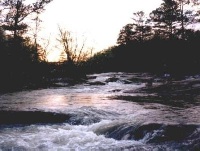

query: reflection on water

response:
[42,95,68,108]
[40,93,113,110]
[0,72,200,150]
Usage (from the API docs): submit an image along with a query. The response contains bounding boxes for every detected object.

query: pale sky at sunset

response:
[39,0,162,62]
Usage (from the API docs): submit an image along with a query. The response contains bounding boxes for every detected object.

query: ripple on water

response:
[0,72,200,150]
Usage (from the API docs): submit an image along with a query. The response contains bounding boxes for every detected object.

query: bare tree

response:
[37,34,51,61]
[57,27,93,64]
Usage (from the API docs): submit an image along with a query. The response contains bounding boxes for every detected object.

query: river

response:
[0,72,199,150]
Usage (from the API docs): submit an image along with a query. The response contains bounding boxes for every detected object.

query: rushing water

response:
[0,72,200,151]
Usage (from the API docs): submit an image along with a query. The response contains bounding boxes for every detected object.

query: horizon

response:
[38,0,162,62]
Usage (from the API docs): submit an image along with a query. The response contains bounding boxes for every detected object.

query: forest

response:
[0,0,200,92]
[86,0,200,75]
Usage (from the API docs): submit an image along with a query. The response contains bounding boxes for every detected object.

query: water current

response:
[0,72,199,150]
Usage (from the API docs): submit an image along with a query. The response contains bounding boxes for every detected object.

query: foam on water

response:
[0,121,143,151]
[0,72,200,150]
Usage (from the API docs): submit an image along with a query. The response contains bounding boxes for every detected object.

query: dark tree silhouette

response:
[0,0,53,92]
[90,0,200,75]
[117,24,134,45]
[0,0,52,39]
[132,11,152,42]
[175,0,200,39]
[149,0,181,39]
[57,27,93,64]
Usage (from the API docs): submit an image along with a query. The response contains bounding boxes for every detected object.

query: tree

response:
[0,0,52,39]
[0,26,5,42]
[57,27,93,64]
[117,23,134,45]
[132,11,152,42]
[32,11,41,60]
[37,35,51,62]
[150,0,200,39]
[175,0,200,39]
[177,0,189,38]
[150,0,181,39]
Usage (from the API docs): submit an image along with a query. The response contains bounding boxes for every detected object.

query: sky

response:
[39,0,162,62]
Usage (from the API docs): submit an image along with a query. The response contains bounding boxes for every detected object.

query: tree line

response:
[117,0,199,44]
[1,0,200,92]
[0,0,93,92]
[0,0,54,92]
[85,0,200,75]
